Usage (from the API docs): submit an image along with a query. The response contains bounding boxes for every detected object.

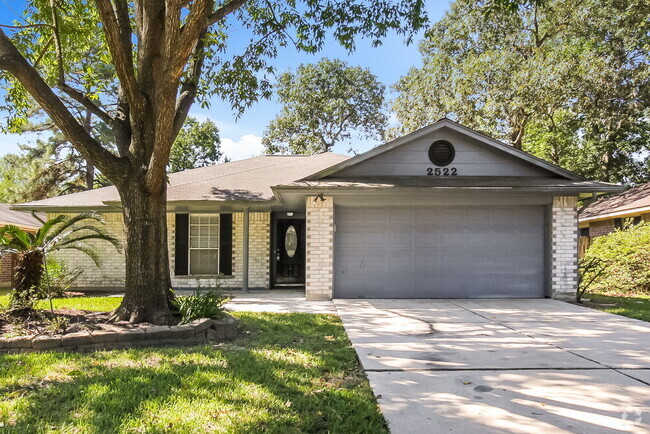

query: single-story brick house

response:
[579,182,650,238]
[13,119,622,300]
[0,204,45,286]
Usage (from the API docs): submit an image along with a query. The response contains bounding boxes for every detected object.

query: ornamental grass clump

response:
[172,288,229,324]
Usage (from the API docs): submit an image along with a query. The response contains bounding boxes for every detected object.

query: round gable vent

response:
[428,140,455,166]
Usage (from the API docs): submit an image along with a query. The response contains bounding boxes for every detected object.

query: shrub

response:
[42,260,83,298]
[172,288,229,324]
[582,222,650,294]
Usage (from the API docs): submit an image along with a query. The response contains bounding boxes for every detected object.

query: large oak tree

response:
[0,0,426,323]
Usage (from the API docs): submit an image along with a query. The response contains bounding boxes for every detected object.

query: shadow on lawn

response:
[0,313,387,433]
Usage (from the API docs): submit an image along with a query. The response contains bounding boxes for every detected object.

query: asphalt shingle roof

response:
[15,153,350,209]
[579,182,650,221]
[0,204,45,229]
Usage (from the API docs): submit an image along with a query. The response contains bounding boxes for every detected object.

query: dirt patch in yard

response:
[0,308,151,338]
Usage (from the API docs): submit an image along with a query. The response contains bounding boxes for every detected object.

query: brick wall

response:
[643,213,650,222]
[551,196,578,300]
[49,213,126,291]
[588,219,615,237]
[48,211,271,291]
[305,196,334,300]
[0,254,12,286]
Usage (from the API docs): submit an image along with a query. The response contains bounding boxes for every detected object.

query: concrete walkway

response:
[224,290,336,314]
[335,299,650,433]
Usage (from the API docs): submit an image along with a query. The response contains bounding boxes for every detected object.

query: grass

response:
[582,293,650,322]
[0,299,385,433]
[0,292,122,312]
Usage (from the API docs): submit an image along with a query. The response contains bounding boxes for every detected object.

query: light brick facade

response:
[51,211,271,291]
[551,196,578,300]
[305,196,334,300]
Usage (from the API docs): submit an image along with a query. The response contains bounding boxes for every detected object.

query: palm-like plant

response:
[0,213,122,308]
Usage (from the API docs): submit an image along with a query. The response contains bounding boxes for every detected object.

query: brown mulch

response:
[0,308,153,338]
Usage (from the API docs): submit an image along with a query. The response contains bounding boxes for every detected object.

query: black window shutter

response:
[220,214,233,275]
[175,214,189,276]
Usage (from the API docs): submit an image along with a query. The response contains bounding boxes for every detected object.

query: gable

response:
[304,119,583,181]
[331,127,555,178]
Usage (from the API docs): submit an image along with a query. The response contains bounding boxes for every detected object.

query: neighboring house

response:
[12,119,621,300]
[579,182,650,238]
[0,204,45,287]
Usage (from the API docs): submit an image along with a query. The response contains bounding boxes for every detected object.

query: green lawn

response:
[0,292,122,312]
[0,304,385,432]
[582,293,650,322]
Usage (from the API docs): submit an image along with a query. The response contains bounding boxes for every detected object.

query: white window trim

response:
[188,213,220,276]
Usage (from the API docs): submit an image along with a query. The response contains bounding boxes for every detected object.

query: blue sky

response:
[0,1,451,160]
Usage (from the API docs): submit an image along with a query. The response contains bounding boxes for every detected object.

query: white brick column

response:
[305,196,334,300]
[551,196,578,300]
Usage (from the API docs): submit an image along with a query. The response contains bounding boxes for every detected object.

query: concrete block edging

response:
[0,314,238,354]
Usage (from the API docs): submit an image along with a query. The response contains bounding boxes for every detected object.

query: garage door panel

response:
[363,208,389,226]
[335,205,545,298]
[389,249,415,275]
[364,229,389,248]
[390,228,414,248]
[441,229,466,248]
[389,208,414,226]
[441,207,468,223]
[518,207,546,225]
[415,208,441,225]
[414,228,441,247]
[337,231,364,249]
[414,250,441,276]
[415,278,443,297]
[390,277,415,296]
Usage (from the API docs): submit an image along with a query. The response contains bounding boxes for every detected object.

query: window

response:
[189,214,219,275]
[580,227,590,237]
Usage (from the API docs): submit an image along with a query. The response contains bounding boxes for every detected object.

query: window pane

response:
[190,249,218,275]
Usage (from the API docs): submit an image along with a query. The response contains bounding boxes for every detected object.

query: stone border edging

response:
[0,314,238,354]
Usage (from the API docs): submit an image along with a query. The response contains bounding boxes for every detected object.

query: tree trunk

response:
[85,159,95,189]
[110,176,178,324]
[12,250,44,308]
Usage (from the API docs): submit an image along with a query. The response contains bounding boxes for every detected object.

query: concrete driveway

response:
[335,299,650,433]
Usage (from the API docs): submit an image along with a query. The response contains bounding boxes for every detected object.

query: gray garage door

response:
[334,205,546,298]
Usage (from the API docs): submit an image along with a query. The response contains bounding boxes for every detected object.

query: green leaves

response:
[392,0,649,183]
[263,58,388,154]
[169,117,223,173]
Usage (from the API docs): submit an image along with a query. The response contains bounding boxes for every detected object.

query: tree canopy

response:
[392,0,649,184]
[169,117,224,172]
[263,58,387,154]
[0,0,427,323]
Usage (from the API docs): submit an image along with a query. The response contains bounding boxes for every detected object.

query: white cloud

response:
[220,134,265,161]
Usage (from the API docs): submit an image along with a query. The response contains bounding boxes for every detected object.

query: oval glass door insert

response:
[285,225,297,258]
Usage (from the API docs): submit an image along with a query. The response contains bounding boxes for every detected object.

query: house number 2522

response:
[426,167,458,176]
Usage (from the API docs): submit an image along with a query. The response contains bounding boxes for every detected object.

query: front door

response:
[273,218,305,287]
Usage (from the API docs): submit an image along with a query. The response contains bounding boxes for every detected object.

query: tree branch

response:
[173,0,211,81]
[0,28,123,177]
[56,82,115,125]
[207,0,248,27]
[173,31,207,137]
[93,0,141,108]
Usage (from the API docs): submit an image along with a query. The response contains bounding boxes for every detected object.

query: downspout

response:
[242,207,249,293]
